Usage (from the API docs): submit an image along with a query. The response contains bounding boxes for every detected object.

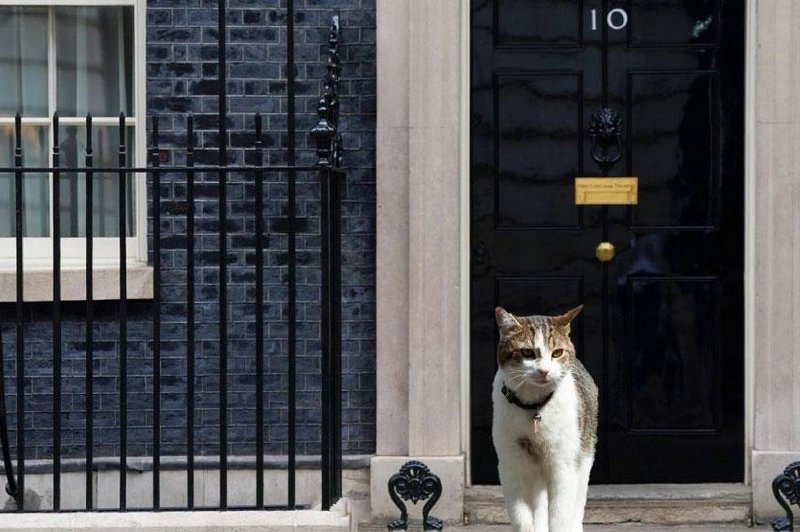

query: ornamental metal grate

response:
[0,2,344,513]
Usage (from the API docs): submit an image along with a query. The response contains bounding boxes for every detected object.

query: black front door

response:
[470,1,744,484]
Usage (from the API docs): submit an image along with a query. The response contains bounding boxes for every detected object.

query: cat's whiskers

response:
[503,369,528,384]
[505,372,531,392]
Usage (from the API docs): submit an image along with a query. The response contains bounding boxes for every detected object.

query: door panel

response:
[471,0,744,484]
[495,0,583,48]
[628,71,718,227]
[495,72,584,229]
[626,277,720,433]
[628,1,718,48]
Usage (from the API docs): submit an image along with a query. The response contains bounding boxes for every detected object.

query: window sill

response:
[0,260,154,303]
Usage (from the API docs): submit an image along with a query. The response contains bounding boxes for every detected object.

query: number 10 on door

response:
[591,8,629,31]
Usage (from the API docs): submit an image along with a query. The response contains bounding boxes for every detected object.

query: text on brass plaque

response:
[574,177,638,205]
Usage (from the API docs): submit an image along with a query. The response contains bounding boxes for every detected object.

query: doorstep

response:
[359,525,760,531]
[464,484,752,525]
[0,509,351,531]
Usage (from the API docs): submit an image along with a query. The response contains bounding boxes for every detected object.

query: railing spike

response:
[312,15,343,167]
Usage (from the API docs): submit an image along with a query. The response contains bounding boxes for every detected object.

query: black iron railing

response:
[0,4,344,514]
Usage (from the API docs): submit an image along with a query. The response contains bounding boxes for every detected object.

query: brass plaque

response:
[575,177,638,205]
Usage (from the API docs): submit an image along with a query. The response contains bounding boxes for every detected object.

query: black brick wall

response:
[1,0,375,461]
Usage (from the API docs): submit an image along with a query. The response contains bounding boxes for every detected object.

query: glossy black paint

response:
[471,0,744,484]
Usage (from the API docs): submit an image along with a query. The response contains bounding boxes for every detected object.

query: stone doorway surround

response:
[373,0,800,524]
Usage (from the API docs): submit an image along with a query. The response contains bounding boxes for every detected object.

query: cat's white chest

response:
[492,371,581,460]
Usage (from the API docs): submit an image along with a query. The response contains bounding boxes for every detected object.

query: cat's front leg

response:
[498,458,540,532]
[573,454,594,530]
[545,461,581,532]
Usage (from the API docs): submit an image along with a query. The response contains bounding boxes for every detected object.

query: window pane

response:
[0,7,48,117]
[58,125,135,237]
[0,125,49,237]
[56,7,135,117]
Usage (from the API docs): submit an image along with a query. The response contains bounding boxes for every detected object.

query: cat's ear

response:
[495,307,521,330]
[554,305,583,332]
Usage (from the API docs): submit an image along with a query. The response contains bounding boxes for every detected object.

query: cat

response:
[492,305,598,532]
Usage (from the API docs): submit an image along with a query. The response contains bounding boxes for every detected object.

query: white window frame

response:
[0,0,148,269]
[0,0,151,301]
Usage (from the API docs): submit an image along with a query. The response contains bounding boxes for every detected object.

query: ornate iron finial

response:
[312,15,343,167]
[589,107,623,174]
[772,461,800,531]
[387,460,443,531]
[311,96,335,167]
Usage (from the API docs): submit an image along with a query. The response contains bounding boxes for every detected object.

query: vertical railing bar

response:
[330,15,343,502]
[11,112,23,510]
[118,112,128,511]
[217,0,229,509]
[331,170,343,501]
[254,114,265,509]
[0,101,13,495]
[151,117,161,510]
[0,313,16,505]
[0,326,17,499]
[84,114,94,510]
[52,112,62,512]
[0,324,19,508]
[320,168,343,508]
[286,0,297,509]
[186,114,196,510]
[312,15,342,510]
[320,166,332,510]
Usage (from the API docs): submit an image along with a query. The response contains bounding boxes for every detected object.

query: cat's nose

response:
[538,367,550,377]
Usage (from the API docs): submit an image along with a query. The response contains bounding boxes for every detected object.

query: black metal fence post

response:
[185,114,197,510]
[118,112,129,510]
[312,15,343,509]
[84,114,94,510]
[286,0,298,510]
[51,112,62,511]
[319,165,343,510]
[11,113,24,510]
[151,117,162,509]
[217,0,229,510]
[254,113,265,509]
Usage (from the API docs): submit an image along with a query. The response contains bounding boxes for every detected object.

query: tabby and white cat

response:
[492,306,598,532]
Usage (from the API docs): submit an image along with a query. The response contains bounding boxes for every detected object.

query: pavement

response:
[471,526,759,531]
[360,524,765,531]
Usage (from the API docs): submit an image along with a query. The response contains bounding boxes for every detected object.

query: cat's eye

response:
[517,348,538,358]
[552,348,564,358]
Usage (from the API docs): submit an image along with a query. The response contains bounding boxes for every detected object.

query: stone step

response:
[360,525,759,531]
[465,484,752,526]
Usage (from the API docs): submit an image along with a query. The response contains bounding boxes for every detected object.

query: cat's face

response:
[495,306,583,390]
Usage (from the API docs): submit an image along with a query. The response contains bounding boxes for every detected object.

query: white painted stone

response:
[750,2,800,518]
[0,509,349,531]
[369,455,464,524]
[406,0,463,418]
[376,0,411,457]
[0,262,153,302]
[375,0,467,459]
[752,450,800,522]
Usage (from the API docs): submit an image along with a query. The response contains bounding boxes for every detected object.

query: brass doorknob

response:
[596,241,615,262]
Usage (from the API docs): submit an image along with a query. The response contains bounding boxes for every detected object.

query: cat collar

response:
[501,384,554,412]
